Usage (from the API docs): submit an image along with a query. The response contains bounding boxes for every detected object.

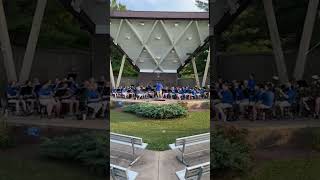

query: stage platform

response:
[4,116,107,131]
[111,97,210,110]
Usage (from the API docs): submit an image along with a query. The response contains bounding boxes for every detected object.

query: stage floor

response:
[4,116,107,130]
[213,118,320,130]
[111,97,210,110]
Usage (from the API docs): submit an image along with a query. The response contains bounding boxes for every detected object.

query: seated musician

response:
[101,82,109,117]
[252,84,274,120]
[176,87,184,100]
[169,87,176,99]
[163,87,169,99]
[275,83,296,117]
[234,82,249,114]
[121,87,129,98]
[135,86,145,99]
[86,83,103,119]
[57,82,79,116]
[6,81,27,115]
[215,84,234,121]
[38,80,61,118]
[20,80,36,113]
[311,75,320,119]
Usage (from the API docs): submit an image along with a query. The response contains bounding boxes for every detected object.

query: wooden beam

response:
[202,49,210,87]
[293,0,319,80]
[110,60,115,88]
[0,0,17,81]
[262,0,288,83]
[116,54,126,88]
[19,0,47,83]
[192,57,200,87]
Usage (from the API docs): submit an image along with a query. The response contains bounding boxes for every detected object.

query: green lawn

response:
[0,155,104,180]
[244,157,320,180]
[110,110,210,151]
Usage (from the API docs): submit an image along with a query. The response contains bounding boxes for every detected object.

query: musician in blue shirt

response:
[215,84,234,121]
[275,83,296,117]
[6,81,27,114]
[156,82,164,98]
[38,80,61,118]
[86,83,102,119]
[252,84,274,120]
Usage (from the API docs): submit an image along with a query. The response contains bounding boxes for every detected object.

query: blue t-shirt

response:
[38,87,52,97]
[261,91,274,107]
[235,87,245,101]
[156,83,163,92]
[221,90,234,104]
[6,86,19,97]
[87,90,99,99]
[248,79,256,90]
[286,89,296,104]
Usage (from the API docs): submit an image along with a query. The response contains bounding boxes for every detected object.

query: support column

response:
[192,57,200,87]
[202,49,210,87]
[91,34,108,79]
[0,0,17,81]
[19,0,47,82]
[262,0,288,83]
[116,54,126,88]
[293,0,319,80]
[110,60,115,88]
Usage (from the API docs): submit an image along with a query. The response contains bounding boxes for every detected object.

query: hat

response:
[312,75,319,80]
[272,76,279,80]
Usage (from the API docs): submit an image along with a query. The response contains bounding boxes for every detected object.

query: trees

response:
[110,0,126,11]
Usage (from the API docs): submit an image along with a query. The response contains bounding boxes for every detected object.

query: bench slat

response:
[111,132,143,146]
[175,133,210,146]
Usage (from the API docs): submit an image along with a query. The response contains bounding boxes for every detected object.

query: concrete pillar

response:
[202,50,210,87]
[294,0,319,80]
[91,34,109,79]
[0,0,17,81]
[191,57,200,87]
[116,54,126,88]
[110,60,115,88]
[263,0,288,83]
[19,0,47,83]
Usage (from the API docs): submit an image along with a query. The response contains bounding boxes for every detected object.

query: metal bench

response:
[169,133,210,166]
[176,162,210,180]
[110,164,138,180]
[110,132,148,165]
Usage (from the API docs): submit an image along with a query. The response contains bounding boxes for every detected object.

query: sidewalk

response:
[111,149,210,180]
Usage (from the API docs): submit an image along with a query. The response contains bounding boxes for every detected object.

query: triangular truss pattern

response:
[110,18,209,73]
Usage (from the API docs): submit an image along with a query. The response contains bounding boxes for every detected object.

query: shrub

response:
[123,103,187,119]
[291,128,320,152]
[0,118,15,149]
[211,125,252,173]
[40,133,108,175]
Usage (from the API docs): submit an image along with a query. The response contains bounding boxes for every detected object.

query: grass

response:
[110,110,210,151]
[243,157,320,180]
[0,154,104,180]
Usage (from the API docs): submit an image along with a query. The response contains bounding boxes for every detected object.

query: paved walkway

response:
[4,116,107,130]
[111,146,210,180]
[214,118,320,130]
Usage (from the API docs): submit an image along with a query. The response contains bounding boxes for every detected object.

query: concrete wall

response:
[214,50,320,82]
[0,47,91,93]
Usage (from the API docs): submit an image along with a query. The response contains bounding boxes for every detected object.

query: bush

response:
[40,133,108,175]
[291,128,320,152]
[123,103,188,119]
[211,125,252,173]
[0,118,15,149]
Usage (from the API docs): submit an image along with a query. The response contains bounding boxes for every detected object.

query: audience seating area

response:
[212,74,320,121]
[112,86,210,100]
[0,75,109,120]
